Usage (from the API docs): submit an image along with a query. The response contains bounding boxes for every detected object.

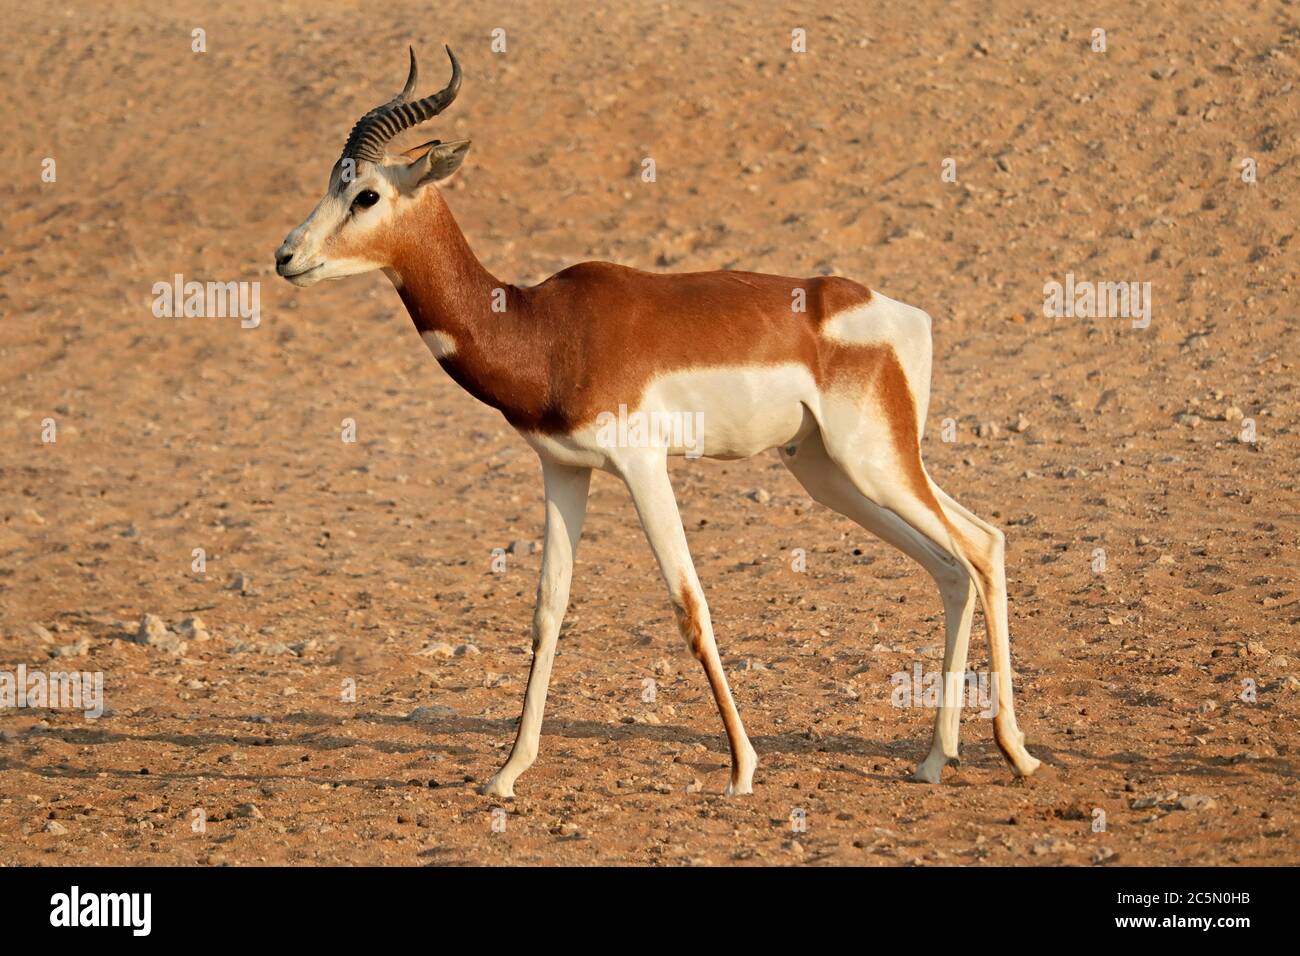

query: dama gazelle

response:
[275,47,1041,796]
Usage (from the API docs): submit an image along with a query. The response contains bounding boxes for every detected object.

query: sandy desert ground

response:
[0,0,1297,865]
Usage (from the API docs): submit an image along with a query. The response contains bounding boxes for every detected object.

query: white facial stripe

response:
[279,166,400,285]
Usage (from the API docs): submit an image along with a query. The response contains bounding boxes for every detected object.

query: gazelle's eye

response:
[352,189,380,209]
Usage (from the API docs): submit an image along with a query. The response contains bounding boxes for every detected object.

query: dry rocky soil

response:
[0,1,1296,864]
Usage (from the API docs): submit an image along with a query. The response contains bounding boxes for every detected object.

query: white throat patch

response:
[420,329,457,359]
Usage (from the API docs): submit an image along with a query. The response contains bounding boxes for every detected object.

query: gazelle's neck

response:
[384,190,545,425]
[385,189,503,341]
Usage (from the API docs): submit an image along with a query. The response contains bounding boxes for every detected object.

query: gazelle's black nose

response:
[276,250,294,268]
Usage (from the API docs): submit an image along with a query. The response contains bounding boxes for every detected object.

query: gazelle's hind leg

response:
[789,420,1040,781]
[782,431,976,782]
[930,486,1038,775]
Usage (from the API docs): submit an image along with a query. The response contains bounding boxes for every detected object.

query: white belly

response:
[519,363,819,469]
[640,363,817,459]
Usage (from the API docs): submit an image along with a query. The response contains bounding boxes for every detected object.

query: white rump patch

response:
[820,290,934,434]
[821,291,930,348]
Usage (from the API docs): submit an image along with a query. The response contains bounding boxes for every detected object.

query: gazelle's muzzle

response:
[274,218,323,282]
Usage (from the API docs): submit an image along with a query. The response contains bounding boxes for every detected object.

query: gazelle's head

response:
[275,47,471,286]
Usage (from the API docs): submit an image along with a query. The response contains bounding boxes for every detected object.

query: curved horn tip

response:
[400,46,419,98]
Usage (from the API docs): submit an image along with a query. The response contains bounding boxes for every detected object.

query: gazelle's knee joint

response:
[531,608,561,653]
[932,553,971,593]
[671,578,707,659]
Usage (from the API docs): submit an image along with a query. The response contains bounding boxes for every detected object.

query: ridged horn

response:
[341,45,461,165]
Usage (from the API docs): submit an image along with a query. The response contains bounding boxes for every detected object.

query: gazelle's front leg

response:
[482,459,591,798]
[621,454,758,795]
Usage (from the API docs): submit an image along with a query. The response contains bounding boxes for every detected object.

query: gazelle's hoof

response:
[913,750,954,784]
[481,774,516,798]
[995,724,1040,777]
[1014,754,1043,778]
[723,745,758,795]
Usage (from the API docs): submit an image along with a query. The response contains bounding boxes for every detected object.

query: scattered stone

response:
[746,488,772,504]
[119,616,174,649]
[1130,791,1179,810]
[178,617,210,642]
[505,540,537,556]
[454,643,480,657]
[1092,847,1117,864]
[27,624,54,643]
[51,637,91,658]
[1059,465,1089,479]
[977,421,1000,439]
[482,672,511,688]
[415,642,456,658]
[43,820,68,835]
[1032,837,1077,855]
[133,614,170,645]
[231,803,263,819]
[1011,414,1030,433]
[1177,794,1216,812]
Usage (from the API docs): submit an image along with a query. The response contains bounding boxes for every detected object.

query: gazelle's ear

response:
[400,139,471,189]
